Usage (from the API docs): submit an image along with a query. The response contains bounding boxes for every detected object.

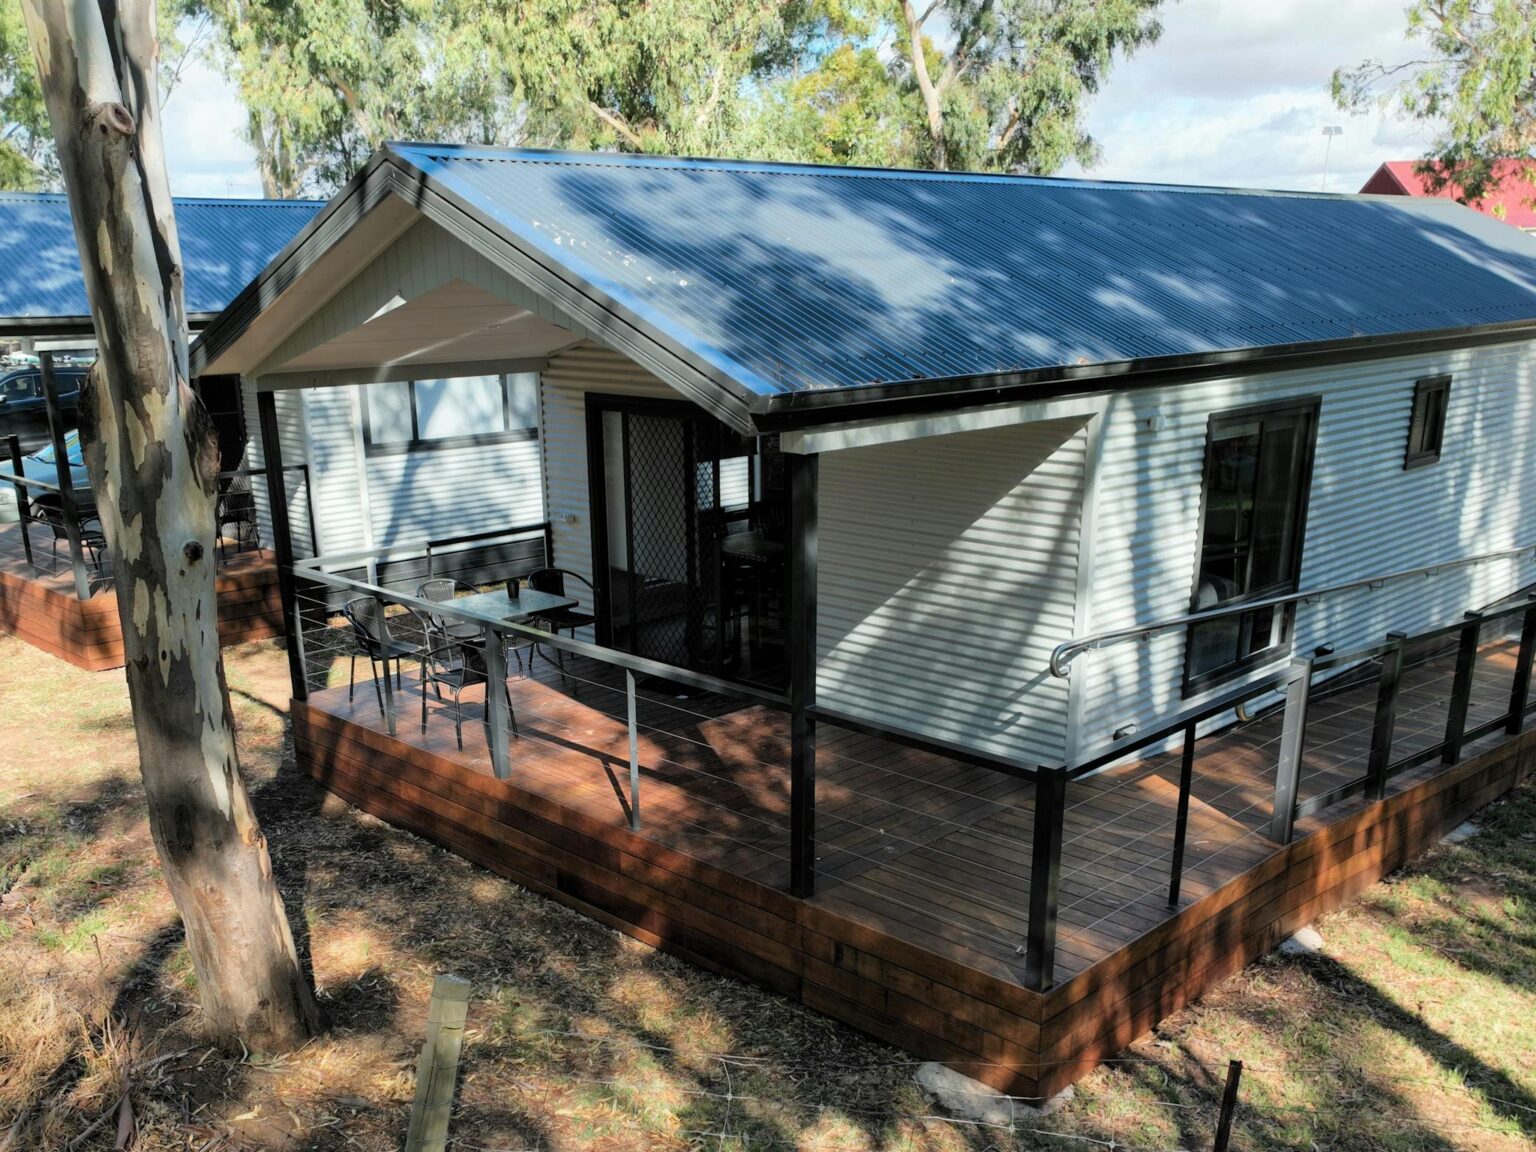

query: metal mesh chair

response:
[416,578,537,670]
[418,636,519,749]
[341,597,428,718]
[524,567,597,689]
[29,498,107,575]
[216,473,259,560]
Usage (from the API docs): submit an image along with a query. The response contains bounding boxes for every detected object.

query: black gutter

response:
[1,313,216,341]
[747,317,1536,432]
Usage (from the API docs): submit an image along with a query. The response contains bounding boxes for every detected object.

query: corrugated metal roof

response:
[0,193,325,322]
[390,143,1536,398]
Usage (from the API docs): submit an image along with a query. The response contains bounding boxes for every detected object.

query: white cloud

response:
[161,56,262,198]
[1064,0,1440,192]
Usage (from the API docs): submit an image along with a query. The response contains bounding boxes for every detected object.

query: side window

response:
[361,373,539,455]
[1185,398,1320,692]
[1404,375,1450,470]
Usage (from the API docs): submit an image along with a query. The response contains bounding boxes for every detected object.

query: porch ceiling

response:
[269,279,579,374]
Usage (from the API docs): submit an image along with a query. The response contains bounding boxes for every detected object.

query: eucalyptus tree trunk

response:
[23,0,321,1050]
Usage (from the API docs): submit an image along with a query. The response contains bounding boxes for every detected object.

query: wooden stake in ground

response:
[22,0,321,1050]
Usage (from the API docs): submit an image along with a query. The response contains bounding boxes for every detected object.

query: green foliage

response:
[1333,0,1536,206]
[188,0,1166,195]
[0,0,52,190]
[752,0,1167,173]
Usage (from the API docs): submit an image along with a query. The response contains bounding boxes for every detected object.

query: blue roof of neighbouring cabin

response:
[387,144,1536,399]
[0,193,325,328]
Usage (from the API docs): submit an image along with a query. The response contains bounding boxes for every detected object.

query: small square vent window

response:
[1404,375,1450,470]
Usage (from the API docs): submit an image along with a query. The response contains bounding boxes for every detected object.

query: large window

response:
[1185,398,1319,691]
[362,372,538,454]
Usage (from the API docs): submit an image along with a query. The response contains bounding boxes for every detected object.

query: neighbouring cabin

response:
[189,144,1536,1098]
[0,193,323,670]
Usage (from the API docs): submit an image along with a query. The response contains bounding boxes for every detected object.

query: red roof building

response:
[1360,159,1536,231]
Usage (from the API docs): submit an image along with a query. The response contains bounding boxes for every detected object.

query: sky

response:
[161,0,1436,199]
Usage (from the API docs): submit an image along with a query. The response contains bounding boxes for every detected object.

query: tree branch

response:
[590,101,645,150]
[900,0,946,168]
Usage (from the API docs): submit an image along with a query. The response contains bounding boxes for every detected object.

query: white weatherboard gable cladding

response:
[1073,337,1536,754]
[817,418,1090,767]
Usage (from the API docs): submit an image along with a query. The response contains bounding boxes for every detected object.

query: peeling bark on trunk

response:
[23,0,321,1051]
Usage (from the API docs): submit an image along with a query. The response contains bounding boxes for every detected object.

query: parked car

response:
[0,365,89,427]
[0,430,90,521]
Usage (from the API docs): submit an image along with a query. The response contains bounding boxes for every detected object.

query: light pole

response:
[1321,126,1343,192]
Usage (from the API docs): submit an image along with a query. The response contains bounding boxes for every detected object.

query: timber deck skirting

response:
[290,688,1536,1099]
[0,545,284,671]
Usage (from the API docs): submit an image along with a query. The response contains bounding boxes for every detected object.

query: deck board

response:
[291,620,1535,1098]
[0,520,283,670]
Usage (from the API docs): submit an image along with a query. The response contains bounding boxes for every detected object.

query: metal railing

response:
[1049,542,1536,677]
[1019,588,1536,992]
[1,432,311,600]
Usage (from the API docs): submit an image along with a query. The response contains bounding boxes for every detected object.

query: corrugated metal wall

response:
[240,383,314,556]
[1075,338,1536,751]
[818,418,1089,767]
[539,342,675,608]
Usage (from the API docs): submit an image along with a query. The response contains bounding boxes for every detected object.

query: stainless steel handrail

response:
[1049,542,1536,677]
[292,562,792,710]
[0,470,61,493]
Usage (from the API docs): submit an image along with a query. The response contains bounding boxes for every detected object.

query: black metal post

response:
[39,352,90,600]
[1442,611,1483,765]
[788,451,819,898]
[1212,1059,1243,1152]
[256,389,308,702]
[1167,722,1197,908]
[1506,596,1536,736]
[1366,632,1406,802]
[1269,658,1312,845]
[1024,766,1067,992]
[6,434,33,567]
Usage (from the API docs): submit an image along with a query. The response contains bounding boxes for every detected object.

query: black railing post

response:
[1442,611,1483,765]
[1025,766,1067,991]
[788,452,819,898]
[1167,722,1197,908]
[256,389,308,702]
[40,352,91,600]
[1269,658,1313,844]
[6,434,33,567]
[1506,595,1536,736]
[484,624,512,780]
[1366,631,1407,802]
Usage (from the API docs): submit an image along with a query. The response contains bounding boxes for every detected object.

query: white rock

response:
[1441,820,1479,844]
[1278,925,1325,956]
[915,1062,1074,1124]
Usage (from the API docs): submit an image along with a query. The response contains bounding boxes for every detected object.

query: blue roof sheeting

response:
[0,193,325,323]
[390,143,1536,398]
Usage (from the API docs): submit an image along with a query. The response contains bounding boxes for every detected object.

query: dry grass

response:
[0,632,1534,1150]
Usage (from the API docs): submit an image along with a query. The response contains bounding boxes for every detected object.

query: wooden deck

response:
[292,628,1536,1099]
[0,520,284,670]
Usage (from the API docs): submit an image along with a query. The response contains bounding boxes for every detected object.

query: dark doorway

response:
[586,395,789,688]
[1185,397,1319,692]
[194,375,248,473]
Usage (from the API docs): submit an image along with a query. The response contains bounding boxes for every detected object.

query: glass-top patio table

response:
[448,587,580,625]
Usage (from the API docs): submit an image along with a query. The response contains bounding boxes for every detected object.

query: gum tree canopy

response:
[1334,0,1536,209]
[22,0,321,1049]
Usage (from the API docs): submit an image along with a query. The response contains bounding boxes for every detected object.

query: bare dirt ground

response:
[1,633,1534,1151]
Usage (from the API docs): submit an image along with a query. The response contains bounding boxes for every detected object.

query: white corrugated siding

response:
[240,382,313,555]
[302,386,368,556]
[1075,338,1536,750]
[365,430,546,546]
[818,418,1089,766]
[540,343,675,608]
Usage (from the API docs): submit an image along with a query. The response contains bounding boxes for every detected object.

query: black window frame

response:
[1403,374,1451,470]
[1183,395,1321,696]
[360,373,538,456]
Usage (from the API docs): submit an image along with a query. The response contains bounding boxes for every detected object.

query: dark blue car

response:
[0,365,90,425]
